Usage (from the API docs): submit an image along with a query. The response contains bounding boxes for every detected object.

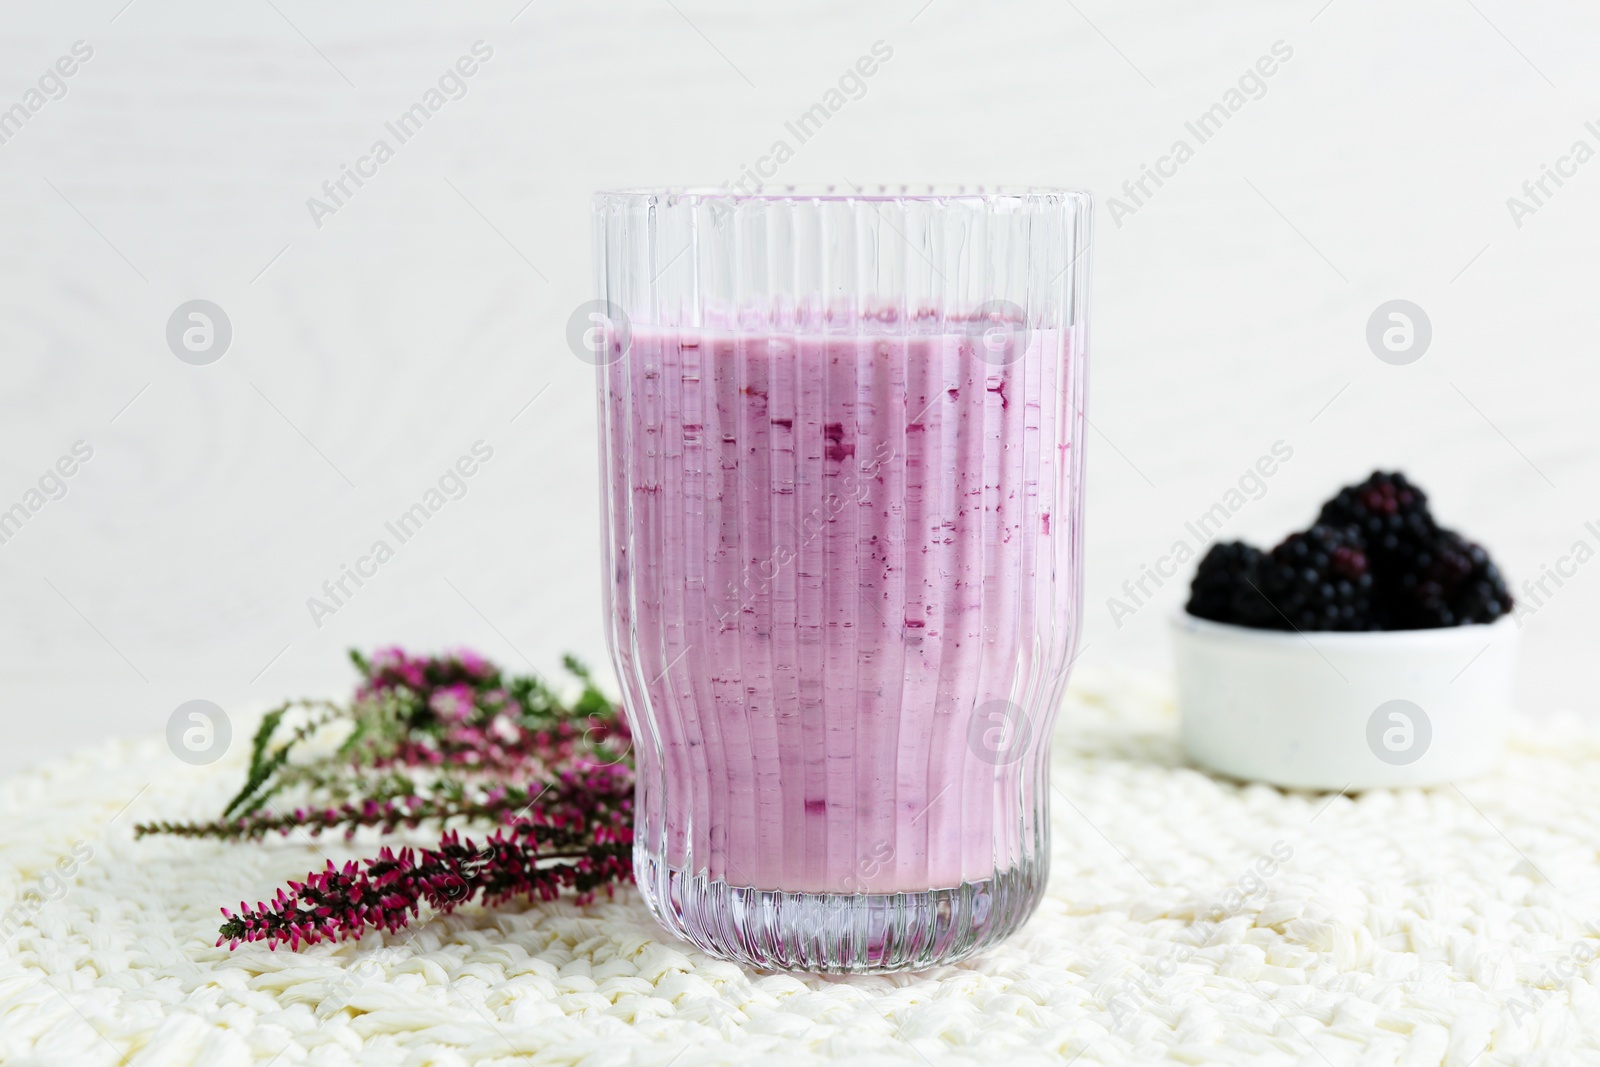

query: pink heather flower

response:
[366,648,426,689]
[371,647,407,671]
[429,683,477,723]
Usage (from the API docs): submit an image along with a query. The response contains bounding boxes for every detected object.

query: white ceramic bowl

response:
[1172,612,1519,790]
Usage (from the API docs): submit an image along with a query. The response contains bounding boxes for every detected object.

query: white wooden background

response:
[1,0,1596,774]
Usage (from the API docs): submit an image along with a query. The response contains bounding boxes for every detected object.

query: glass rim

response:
[594,184,1093,205]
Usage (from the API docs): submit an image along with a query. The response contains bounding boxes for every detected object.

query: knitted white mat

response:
[4,672,1600,1067]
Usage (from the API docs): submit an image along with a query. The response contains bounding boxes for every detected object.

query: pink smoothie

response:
[601,324,1079,895]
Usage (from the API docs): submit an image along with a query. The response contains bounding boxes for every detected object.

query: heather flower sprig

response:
[134,647,636,950]
[136,762,632,843]
[200,650,626,826]
[216,766,635,950]
[217,832,633,950]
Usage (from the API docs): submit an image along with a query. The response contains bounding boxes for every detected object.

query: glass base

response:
[635,851,1047,974]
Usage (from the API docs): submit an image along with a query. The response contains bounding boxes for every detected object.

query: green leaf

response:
[561,654,592,683]
[222,706,286,819]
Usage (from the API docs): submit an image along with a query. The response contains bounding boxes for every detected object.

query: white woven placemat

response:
[3,672,1598,1067]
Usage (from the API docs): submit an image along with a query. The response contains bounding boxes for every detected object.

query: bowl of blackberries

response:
[1172,472,1518,790]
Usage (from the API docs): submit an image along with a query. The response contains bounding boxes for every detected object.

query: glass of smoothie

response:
[590,186,1091,973]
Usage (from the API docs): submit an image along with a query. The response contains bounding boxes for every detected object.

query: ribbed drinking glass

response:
[591,186,1091,972]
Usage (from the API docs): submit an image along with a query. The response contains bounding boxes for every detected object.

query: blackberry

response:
[1316,471,1512,628]
[1256,523,1376,631]
[1317,471,1436,558]
[1389,527,1512,627]
[1186,541,1278,628]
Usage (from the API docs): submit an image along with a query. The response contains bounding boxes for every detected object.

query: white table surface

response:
[1,0,1597,775]
[10,674,1600,1065]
